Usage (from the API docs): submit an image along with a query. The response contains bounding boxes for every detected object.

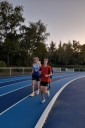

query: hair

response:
[34,57,39,61]
[44,58,48,62]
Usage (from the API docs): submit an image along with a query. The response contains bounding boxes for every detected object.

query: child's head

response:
[34,57,39,63]
[44,58,48,65]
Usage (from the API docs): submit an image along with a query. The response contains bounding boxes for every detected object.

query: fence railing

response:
[0,67,32,77]
[0,67,85,77]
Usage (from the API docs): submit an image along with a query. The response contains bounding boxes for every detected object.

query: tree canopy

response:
[0,1,85,67]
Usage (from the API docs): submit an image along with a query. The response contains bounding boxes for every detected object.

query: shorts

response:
[50,76,53,79]
[32,75,40,81]
[40,81,48,87]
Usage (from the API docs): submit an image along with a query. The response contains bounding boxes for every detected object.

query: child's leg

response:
[44,86,48,93]
[36,81,39,90]
[49,80,51,88]
[44,86,50,97]
[30,80,35,96]
[40,86,45,99]
[32,80,35,93]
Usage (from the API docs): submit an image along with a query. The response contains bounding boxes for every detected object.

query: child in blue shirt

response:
[30,57,41,96]
[49,67,54,89]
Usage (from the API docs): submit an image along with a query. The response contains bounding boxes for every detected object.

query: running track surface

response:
[43,77,85,128]
[0,72,85,128]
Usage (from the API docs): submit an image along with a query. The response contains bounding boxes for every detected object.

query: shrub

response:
[0,61,6,67]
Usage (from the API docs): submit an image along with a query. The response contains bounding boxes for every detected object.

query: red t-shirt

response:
[40,65,51,82]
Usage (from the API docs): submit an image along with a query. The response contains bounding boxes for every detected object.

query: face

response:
[34,57,38,63]
[44,59,48,65]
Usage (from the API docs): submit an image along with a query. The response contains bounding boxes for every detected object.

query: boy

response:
[30,57,41,96]
[39,58,52,104]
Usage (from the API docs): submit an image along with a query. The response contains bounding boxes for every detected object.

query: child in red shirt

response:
[39,58,52,104]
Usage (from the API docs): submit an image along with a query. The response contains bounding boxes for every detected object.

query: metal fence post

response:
[10,68,12,76]
[23,68,24,75]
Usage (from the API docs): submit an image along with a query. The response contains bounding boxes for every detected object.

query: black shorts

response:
[40,81,48,87]
[32,75,40,81]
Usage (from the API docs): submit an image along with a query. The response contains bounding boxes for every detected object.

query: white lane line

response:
[0,75,73,96]
[0,75,81,115]
[34,75,85,128]
[0,79,31,89]
[0,75,30,80]
[0,73,74,88]
[0,75,60,88]
[0,78,66,115]
[0,76,59,96]
[0,72,73,84]
[0,76,31,84]
[0,83,32,96]
[0,90,37,116]
[0,75,63,89]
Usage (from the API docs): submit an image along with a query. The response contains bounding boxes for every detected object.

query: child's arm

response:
[45,66,52,77]
[45,71,52,77]
[39,66,42,74]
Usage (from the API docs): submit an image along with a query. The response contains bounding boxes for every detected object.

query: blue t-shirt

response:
[32,62,40,76]
[50,68,54,79]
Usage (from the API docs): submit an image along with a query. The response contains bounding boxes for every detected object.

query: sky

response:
[1,0,85,45]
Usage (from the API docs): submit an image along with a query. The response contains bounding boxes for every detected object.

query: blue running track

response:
[0,72,85,128]
[43,77,85,128]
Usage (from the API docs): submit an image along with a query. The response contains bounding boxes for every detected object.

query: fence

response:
[0,67,32,77]
[53,67,61,73]
[0,67,85,77]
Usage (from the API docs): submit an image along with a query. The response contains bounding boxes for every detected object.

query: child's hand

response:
[35,69,38,72]
[45,75,49,77]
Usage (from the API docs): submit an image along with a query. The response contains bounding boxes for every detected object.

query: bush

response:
[0,61,6,67]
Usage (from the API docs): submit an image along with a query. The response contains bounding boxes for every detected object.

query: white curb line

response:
[34,76,85,128]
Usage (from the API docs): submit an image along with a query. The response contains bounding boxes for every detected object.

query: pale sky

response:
[1,0,85,45]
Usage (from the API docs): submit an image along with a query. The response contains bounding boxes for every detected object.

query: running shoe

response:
[30,93,34,97]
[48,90,50,97]
[41,99,45,104]
[36,90,39,95]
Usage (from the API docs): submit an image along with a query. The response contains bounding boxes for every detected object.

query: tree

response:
[80,44,85,64]
[49,41,56,53]
[73,40,81,52]
[58,40,62,49]
[33,43,48,63]
[72,40,81,65]
[28,20,50,53]
[19,20,50,65]
[63,41,73,65]
[48,41,57,66]
[0,1,24,41]
[57,41,65,65]
[0,1,24,65]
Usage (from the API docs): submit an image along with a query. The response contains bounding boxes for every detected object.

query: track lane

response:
[43,77,85,128]
[0,75,83,128]
[0,74,78,114]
